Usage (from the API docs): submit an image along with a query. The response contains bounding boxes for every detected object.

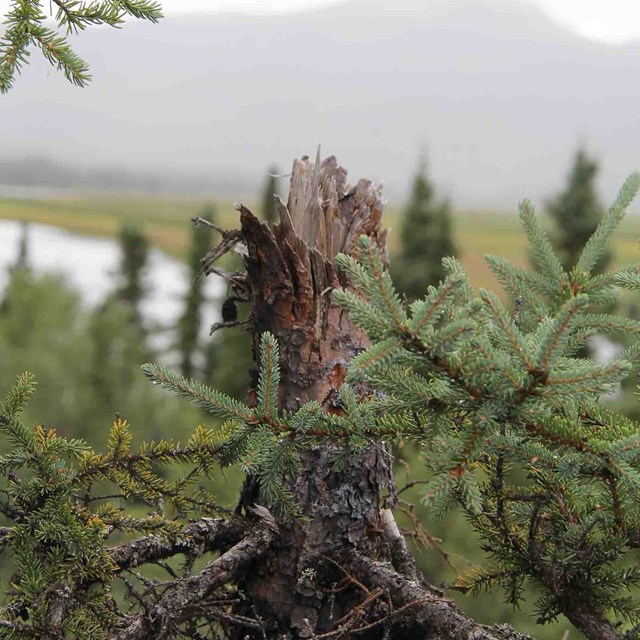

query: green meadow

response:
[2,195,640,293]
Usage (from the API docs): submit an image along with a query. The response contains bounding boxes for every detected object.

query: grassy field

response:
[2,194,640,294]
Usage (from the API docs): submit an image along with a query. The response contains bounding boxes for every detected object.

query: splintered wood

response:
[234,152,396,636]
[281,148,388,287]
[237,151,388,411]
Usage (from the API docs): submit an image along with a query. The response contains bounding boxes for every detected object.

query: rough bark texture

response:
[225,153,532,640]
[348,553,531,640]
[240,151,387,413]
[109,517,246,573]
[563,606,624,640]
[235,151,394,637]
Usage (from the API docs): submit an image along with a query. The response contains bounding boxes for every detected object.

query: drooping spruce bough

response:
[0,0,163,93]
[1,156,640,639]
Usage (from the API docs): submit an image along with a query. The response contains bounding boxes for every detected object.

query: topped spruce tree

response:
[392,154,457,302]
[548,148,609,272]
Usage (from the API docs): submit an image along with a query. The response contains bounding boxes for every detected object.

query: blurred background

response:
[2,0,640,637]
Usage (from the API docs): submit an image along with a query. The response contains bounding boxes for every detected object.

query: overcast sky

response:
[133,0,640,45]
[0,0,639,45]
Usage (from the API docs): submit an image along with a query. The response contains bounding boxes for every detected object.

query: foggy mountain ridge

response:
[1,0,639,208]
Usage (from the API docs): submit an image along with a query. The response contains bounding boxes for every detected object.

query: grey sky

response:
[0,0,639,44]
[133,0,640,44]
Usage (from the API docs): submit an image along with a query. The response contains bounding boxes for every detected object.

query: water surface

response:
[0,220,223,355]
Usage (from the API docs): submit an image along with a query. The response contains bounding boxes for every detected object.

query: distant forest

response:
[0,156,256,198]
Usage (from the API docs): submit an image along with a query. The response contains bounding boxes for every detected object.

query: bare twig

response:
[380,508,420,582]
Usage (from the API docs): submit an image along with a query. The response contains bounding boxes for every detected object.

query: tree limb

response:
[562,605,623,640]
[113,512,277,640]
[108,517,246,572]
[347,552,533,640]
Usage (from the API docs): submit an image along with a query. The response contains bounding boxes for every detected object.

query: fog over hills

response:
[1,0,639,207]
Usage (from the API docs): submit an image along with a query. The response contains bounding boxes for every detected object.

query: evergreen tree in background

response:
[0,266,212,448]
[87,298,147,422]
[12,222,30,273]
[392,154,457,302]
[0,271,91,437]
[1,221,31,314]
[547,147,608,272]
[114,222,150,329]
[178,205,216,379]
[88,223,152,414]
[261,165,280,225]
[209,324,253,400]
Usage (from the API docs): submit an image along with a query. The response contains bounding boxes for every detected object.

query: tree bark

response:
[348,553,531,640]
[115,517,277,640]
[234,150,394,637]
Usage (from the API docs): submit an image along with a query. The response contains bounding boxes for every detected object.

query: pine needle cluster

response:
[0,0,163,93]
[0,373,227,637]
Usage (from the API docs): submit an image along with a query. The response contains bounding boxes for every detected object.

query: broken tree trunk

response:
[234,151,394,637]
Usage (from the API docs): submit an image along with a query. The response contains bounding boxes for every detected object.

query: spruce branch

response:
[479,289,535,370]
[519,198,566,293]
[409,262,468,336]
[141,362,255,422]
[484,254,549,321]
[108,518,246,572]
[29,22,91,87]
[114,515,277,640]
[0,0,163,92]
[346,552,532,640]
[359,235,409,334]
[534,294,589,371]
[256,332,280,420]
[576,172,640,276]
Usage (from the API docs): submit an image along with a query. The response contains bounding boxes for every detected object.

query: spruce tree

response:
[392,155,457,302]
[548,147,608,272]
[3,154,640,640]
[209,324,253,400]
[261,165,280,226]
[114,222,149,329]
[11,222,30,273]
[178,205,215,379]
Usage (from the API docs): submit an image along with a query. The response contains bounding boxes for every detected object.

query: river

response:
[0,220,223,356]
